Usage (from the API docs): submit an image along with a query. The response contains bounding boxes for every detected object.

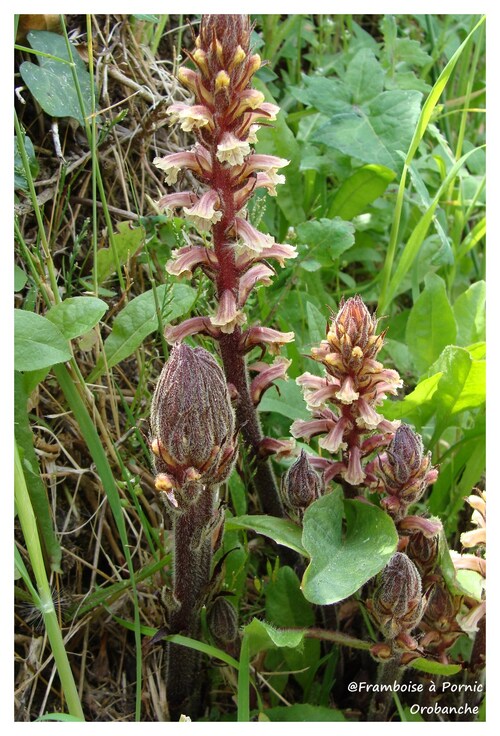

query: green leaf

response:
[312,90,422,173]
[90,283,195,379]
[15,134,39,191]
[307,301,327,347]
[345,47,385,103]
[262,704,345,721]
[456,569,484,602]
[328,164,395,219]
[253,78,306,225]
[297,217,355,266]
[428,346,485,442]
[15,309,72,372]
[301,489,398,605]
[408,658,462,676]
[226,515,307,557]
[15,374,62,571]
[14,264,28,292]
[406,274,457,375]
[381,372,442,422]
[259,379,310,421]
[243,618,305,657]
[20,31,93,126]
[46,297,108,340]
[453,281,486,346]
[95,222,146,284]
[265,567,320,690]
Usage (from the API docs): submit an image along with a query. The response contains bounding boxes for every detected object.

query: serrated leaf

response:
[297,217,355,266]
[301,489,398,605]
[226,515,307,557]
[345,47,385,103]
[20,31,93,125]
[406,273,457,375]
[46,297,108,340]
[312,90,422,173]
[328,164,395,219]
[15,309,71,372]
[90,283,195,379]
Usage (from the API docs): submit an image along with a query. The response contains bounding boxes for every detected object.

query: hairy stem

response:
[211,157,284,518]
[166,487,218,720]
[367,656,403,721]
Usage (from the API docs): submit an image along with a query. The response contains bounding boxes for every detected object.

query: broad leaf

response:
[301,489,398,605]
[265,566,320,690]
[406,273,457,375]
[20,31,93,125]
[226,515,307,557]
[328,164,395,219]
[95,222,146,284]
[453,281,486,347]
[297,217,355,267]
[46,297,108,340]
[243,618,305,657]
[312,89,422,173]
[15,309,71,372]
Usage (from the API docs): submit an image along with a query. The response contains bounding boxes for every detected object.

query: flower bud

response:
[404,527,440,581]
[423,577,460,632]
[281,449,322,515]
[207,596,239,645]
[377,425,437,520]
[150,344,236,500]
[369,552,424,640]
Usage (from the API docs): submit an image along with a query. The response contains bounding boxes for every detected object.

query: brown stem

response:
[166,487,217,720]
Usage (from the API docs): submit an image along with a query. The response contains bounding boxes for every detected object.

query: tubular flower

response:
[152,14,292,369]
[293,296,402,489]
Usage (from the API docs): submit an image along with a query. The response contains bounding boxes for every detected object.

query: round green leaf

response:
[46,297,108,340]
[15,309,72,372]
[301,489,398,605]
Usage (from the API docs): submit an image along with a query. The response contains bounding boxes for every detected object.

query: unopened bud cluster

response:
[368,552,425,651]
[150,343,236,508]
[368,424,438,520]
[280,449,323,519]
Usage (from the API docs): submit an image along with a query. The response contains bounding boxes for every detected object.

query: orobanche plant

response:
[148,13,485,722]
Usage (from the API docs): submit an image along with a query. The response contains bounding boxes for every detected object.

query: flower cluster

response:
[291,296,402,487]
[154,14,296,356]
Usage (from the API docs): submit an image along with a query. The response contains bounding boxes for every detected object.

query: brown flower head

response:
[369,552,425,642]
[150,344,236,506]
[281,449,322,517]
